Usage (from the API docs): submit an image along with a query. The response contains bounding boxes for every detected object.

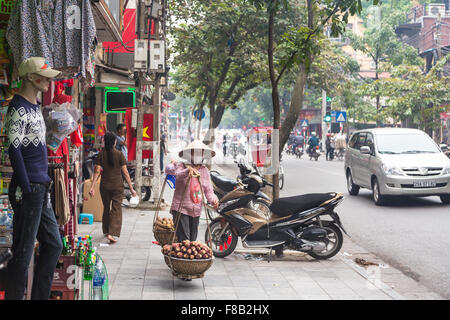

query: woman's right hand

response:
[188,166,200,177]
[89,188,95,198]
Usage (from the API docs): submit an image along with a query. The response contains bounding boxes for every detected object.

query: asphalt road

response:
[277,152,450,299]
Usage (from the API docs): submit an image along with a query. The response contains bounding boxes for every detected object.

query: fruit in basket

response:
[164,241,213,259]
[155,217,175,230]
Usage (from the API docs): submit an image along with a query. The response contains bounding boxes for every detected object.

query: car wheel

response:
[346,171,360,196]
[440,195,450,204]
[372,177,387,206]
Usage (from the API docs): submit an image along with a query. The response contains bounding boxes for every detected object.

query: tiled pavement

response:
[78,184,444,300]
[77,141,444,300]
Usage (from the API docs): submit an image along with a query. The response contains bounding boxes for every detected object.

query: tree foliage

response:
[377,56,450,130]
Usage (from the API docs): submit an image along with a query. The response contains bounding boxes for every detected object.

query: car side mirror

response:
[440,144,448,152]
[360,146,371,154]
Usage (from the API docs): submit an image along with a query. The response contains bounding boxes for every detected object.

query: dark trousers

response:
[100,186,123,237]
[326,147,334,160]
[6,182,63,300]
[171,211,200,241]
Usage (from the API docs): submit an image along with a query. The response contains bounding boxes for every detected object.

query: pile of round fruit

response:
[155,217,175,231]
[162,240,213,260]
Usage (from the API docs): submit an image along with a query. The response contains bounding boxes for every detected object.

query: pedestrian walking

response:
[223,134,228,157]
[115,123,128,161]
[330,133,336,160]
[89,132,136,244]
[5,57,63,300]
[160,134,168,173]
[165,140,219,244]
[335,133,347,160]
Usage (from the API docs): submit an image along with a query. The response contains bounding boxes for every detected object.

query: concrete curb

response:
[337,255,406,300]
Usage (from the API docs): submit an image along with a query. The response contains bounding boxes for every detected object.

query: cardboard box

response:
[82,178,104,222]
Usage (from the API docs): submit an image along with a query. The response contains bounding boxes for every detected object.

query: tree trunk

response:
[279,64,308,153]
[268,6,280,201]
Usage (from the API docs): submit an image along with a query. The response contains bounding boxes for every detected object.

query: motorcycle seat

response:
[269,193,336,217]
[210,171,238,192]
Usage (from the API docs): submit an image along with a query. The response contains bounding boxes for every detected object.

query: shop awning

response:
[91,0,122,42]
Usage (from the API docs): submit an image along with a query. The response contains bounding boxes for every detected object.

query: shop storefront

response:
[0,0,122,300]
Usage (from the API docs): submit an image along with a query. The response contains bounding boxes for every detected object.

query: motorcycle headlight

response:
[382,164,404,176]
[443,167,450,175]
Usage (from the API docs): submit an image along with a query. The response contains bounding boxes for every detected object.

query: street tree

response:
[377,56,450,133]
[169,0,295,144]
[249,0,380,200]
[346,3,423,124]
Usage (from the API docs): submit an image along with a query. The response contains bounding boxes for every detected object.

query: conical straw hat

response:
[179,139,216,160]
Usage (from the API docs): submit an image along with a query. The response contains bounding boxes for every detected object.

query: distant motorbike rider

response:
[325,133,334,161]
[222,134,228,157]
[307,132,319,155]
[293,134,304,155]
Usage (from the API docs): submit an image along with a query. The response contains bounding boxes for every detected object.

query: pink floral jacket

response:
[165,162,218,217]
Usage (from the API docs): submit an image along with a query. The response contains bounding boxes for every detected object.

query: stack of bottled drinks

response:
[74,235,108,300]
[0,196,13,246]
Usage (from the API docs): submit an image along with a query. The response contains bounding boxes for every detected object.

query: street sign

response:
[169,113,178,118]
[336,111,347,123]
[193,109,205,120]
[300,119,309,127]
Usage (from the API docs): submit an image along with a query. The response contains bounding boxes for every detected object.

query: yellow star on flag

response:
[143,126,150,138]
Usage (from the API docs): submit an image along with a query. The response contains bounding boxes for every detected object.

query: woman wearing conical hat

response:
[165,140,219,243]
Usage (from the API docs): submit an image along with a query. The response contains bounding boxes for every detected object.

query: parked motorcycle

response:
[307,145,321,161]
[205,174,347,260]
[125,164,152,202]
[210,161,272,220]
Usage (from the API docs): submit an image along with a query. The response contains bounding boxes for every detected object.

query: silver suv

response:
[344,128,450,205]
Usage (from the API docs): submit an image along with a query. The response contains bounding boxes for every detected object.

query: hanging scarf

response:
[188,167,202,204]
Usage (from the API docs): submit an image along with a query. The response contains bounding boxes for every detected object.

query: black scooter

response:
[205,174,348,260]
[209,161,272,221]
[210,161,270,202]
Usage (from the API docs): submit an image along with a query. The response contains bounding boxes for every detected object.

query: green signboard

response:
[104,87,136,113]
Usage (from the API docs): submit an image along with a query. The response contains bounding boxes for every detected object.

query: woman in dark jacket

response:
[89,132,136,243]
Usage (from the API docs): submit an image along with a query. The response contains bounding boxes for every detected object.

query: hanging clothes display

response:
[6,0,96,80]
[53,167,70,225]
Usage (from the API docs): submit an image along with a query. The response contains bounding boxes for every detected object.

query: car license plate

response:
[413,181,436,188]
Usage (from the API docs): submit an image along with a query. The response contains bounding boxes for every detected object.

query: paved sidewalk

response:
[77,141,444,300]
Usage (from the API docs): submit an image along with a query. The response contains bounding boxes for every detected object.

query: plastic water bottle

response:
[92,255,105,300]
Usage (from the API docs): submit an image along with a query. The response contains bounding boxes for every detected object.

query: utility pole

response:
[321,89,328,150]
[134,0,167,208]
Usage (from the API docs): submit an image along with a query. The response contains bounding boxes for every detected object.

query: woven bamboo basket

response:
[163,254,214,278]
[153,228,177,246]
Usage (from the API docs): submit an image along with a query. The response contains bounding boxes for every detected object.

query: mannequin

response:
[5,57,63,300]
[16,72,51,105]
